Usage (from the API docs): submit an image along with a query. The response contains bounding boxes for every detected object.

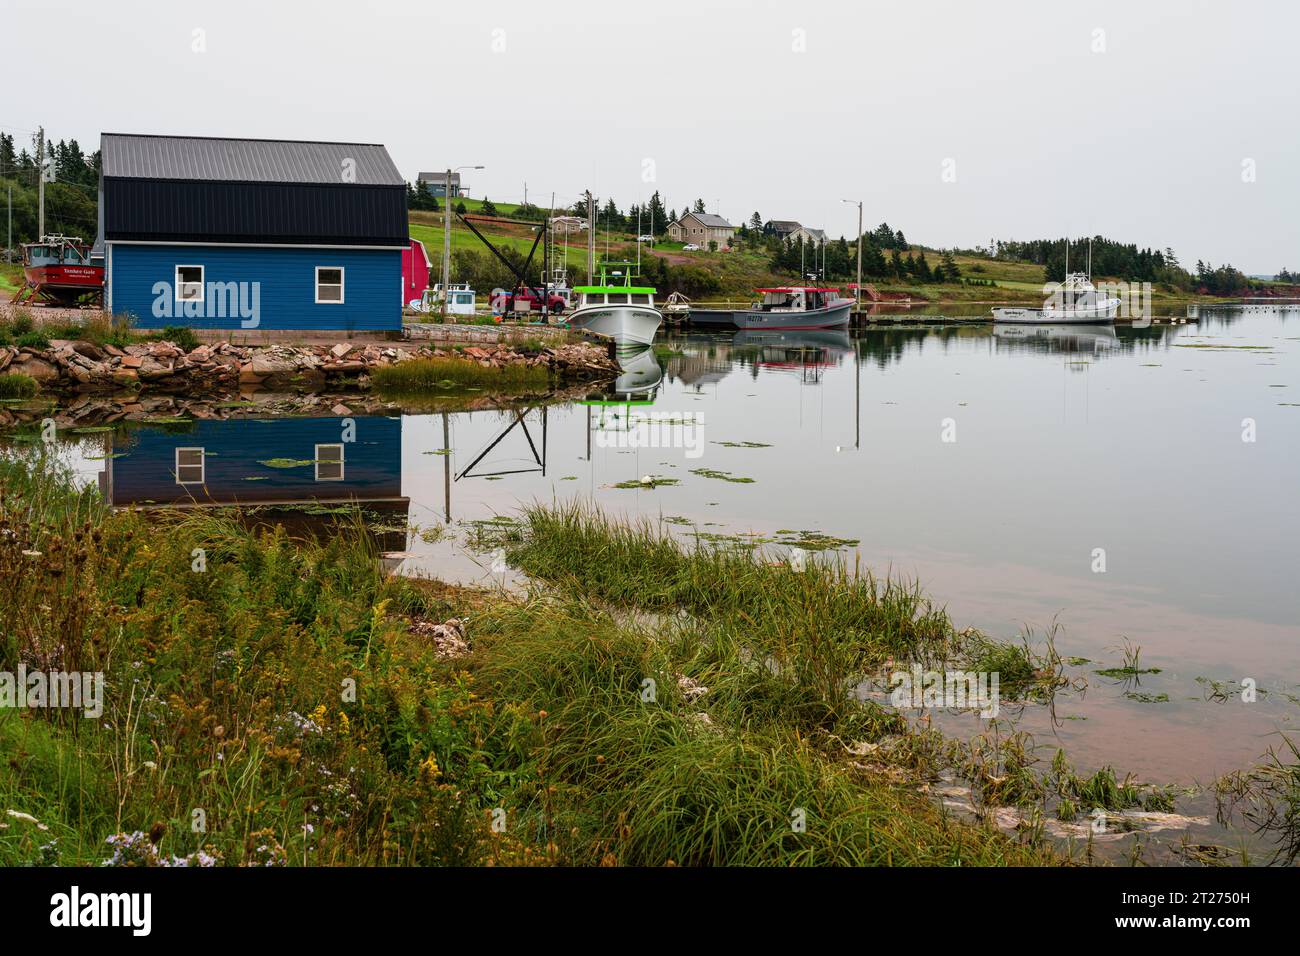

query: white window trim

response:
[175,447,205,485]
[315,443,345,481]
[315,266,345,304]
[176,264,204,302]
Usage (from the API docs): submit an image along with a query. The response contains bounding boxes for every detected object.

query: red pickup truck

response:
[490,287,567,316]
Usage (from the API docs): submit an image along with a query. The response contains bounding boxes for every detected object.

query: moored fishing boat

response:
[730,287,853,330]
[992,272,1121,324]
[993,240,1120,324]
[567,261,662,346]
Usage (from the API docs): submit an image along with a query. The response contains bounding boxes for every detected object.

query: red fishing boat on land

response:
[12,235,104,306]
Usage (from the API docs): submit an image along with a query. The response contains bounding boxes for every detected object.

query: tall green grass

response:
[0,373,39,398]
[0,457,1059,866]
[372,356,550,392]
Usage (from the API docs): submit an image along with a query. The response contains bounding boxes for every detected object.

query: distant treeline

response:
[993,235,1260,294]
[0,132,101,249]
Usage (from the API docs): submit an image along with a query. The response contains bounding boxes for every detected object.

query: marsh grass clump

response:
[1214,735,1300,864]
[372,357,550,392]
[508,502,957,669]
[0,373,39,398]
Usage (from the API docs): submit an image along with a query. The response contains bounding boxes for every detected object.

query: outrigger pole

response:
[456,212,548,316]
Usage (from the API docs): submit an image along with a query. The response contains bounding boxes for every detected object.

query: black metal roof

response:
[100,133,408,246]
[102,133,405,186]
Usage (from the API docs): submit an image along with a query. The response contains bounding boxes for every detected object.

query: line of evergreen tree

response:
[1,132,101,249]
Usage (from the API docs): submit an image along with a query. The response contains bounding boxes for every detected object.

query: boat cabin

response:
[575,288,656,308]
[22,235,94,268]
[753,287,841,312]
[574,262,656,309]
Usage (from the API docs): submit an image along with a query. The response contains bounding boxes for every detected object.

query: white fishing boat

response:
[415,282,477,316]
[568,261,663,347]
[993,240,1121,324]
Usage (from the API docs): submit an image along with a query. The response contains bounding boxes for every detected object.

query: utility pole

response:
[36,126,45,239]
[585,189,595,280]
[441,167,452,321]
[439,165,483,321]
[842,199,862,312]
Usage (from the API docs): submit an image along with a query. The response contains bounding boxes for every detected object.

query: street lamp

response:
[841,199,862,313]
[442,165,484,321]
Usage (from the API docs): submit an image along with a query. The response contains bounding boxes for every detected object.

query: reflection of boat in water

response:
[732,328,852,353]
[611,346,664,399]
[992,323,1119,352]
[731,327,851,380]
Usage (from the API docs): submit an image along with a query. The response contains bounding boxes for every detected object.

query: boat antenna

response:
[1087,238,1092,279]
[1064,236,1069,279]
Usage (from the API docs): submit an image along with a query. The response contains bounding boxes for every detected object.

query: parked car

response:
[636,235,655,243]
[682,243,701,252]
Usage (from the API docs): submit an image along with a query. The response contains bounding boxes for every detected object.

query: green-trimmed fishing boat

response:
[567,260,662,346]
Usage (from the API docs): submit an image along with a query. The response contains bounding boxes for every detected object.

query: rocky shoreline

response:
[0,379,612,430]
[0,338,619,394]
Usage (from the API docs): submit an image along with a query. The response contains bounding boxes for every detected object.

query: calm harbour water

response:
[55,304,1300,801]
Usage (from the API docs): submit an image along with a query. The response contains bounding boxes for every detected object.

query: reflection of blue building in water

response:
[99,416,405,510]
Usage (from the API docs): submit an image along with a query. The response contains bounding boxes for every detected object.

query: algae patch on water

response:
[690,467,755,484]
[613,476,680,489]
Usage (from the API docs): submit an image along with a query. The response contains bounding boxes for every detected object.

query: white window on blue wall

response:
[175,447,205,484]
[316,267,345,304]
[315,444,345,481]
[176,265,204,302]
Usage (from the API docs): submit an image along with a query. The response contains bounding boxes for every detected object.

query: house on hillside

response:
[667,212,736,249]
[764,220,802,240]
[99,133,407,331]
[787,226,827,245]
[417,171,464,198]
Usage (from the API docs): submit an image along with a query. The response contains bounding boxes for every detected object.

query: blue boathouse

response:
[99,133,408,332]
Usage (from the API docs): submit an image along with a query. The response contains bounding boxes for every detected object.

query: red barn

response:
[402,239,432,307]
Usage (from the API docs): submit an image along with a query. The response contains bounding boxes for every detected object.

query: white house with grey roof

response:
[668,212,736,249]
[417,171,465,198]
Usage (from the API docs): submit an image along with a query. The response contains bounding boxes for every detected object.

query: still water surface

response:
[62,304,1300,792]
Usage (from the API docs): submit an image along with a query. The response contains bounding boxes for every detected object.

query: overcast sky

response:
[5,0,1296,272]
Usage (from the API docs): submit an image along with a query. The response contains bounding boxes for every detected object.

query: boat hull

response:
[567,304,662,346]
[731,300,852,330]
[992,303,1118,324]
[686,309,736,328]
